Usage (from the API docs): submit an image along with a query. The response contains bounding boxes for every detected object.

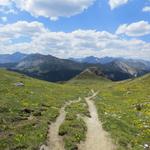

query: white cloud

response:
[116,21,150,37]
[14,0,95,20]
[0,0,17,14]
[0,21,47,42]
[142,6,150,12]
[108,0,129,10]
[0,21,150,60]
[0,0,11,6]
[1,16,7,22]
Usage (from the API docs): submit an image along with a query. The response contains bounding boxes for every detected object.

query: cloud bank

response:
[0,21,150,60]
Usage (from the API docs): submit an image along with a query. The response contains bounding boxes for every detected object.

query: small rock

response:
[14,82,24,87]
[144,144,149,149]
[28,115,35,121]
[40,145,49,150]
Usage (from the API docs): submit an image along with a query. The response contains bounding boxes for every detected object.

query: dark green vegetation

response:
[11,53,150,82]
[0,68,150,150]
[71,56,150,81]
[1,53,150,82]
[11,54,93,82]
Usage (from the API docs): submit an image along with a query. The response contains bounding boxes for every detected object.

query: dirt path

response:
[40,98,81,150]
[40,91,116,150]
[78,90,116,150]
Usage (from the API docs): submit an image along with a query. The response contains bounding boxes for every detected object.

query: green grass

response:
[0,69,150,150]
[69,74,150,150]
[59,99,90,150]
[95,75,150,150]
[0,69,87,150]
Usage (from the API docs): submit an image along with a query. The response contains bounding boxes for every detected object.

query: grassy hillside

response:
[0,69,149,150]
[70,73,150,150]
[0,69,88,150]
[95,75,150,150]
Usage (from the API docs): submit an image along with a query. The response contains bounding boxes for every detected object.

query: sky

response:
[0,0,150,60]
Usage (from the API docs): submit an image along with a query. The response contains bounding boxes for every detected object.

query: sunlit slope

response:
[0,69,86,150]
[0,69,149,150]
[69,73,150,150]
[69,67,112,88]
[95,74,150,150]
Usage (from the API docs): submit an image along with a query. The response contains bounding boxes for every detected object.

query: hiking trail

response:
[78,90,116,150]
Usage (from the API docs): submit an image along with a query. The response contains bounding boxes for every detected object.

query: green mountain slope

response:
[69,73,150,150]
[95,74,150,150]
[0,69,149,150]
[0,69,87,150]
[12,54,96,82]
[74,67,106,80]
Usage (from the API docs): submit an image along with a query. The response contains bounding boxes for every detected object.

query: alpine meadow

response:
[0,0,150,150]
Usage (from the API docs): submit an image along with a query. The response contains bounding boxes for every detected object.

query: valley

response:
[1,53,150,82]
[0,69,149,150]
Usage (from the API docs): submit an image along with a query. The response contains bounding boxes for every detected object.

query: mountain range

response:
[71,56,150,80]
[71,56,150,68]
[12,53,92,82]
[70,56,117,64]
[0,52,27,64]
[0,52,150,82]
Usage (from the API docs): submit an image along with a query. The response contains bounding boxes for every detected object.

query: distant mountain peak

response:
[12,52,25,55]
[0,52,27,64]
[70,56,117,64]
[75,67,107,80]
[0,53,150,82]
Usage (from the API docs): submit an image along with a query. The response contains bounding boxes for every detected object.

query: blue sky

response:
[0,0,150,60]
